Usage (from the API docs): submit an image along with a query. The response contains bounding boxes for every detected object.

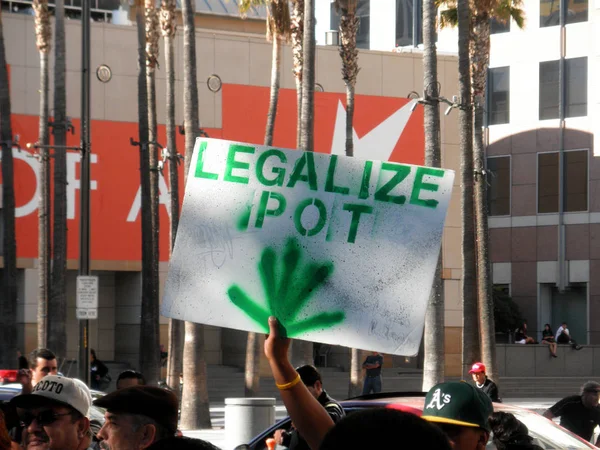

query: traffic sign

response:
[76,276,98,320]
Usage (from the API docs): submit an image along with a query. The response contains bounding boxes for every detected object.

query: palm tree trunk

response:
[0,7,18,368]
[348,348,362,397]
[245,332,262,396]
[290,0,304,148]
[135,0,155,385]
[264,36,281,146]
[421,0,444,391]
[181,321,211,429]
[49,0,67,360]
[180,0,211,429]
[34,0,51,348]
[471,19,496,384]
[161,0,183,394]
[299,0,315,153]
[457,0,479,379]
[140,0,161,387]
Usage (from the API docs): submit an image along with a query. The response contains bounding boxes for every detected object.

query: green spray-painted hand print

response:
[227,238,345,338]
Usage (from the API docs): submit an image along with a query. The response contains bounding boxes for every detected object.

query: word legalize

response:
[162,138,454,356]
[194,141,444,244]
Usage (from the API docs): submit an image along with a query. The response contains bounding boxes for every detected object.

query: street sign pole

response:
[78,0,92,385]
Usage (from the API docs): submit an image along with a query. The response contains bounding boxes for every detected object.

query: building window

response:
[488,67,510,125]
[487,156,511,216]
[539,57,587,120]
[490,17,510,34]
[540,0,588,27]
[537,150,588,213]
[564,150,588,212]
[395,0,423,47]
[330,0,370,49]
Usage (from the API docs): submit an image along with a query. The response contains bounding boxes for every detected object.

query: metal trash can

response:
[224,397,276,450]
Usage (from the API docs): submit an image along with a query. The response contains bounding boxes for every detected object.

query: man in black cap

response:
[543,381,600,445]
[421,381,494,450]
[272,365,344,450]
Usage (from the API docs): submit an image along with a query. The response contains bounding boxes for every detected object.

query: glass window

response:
[488,67,510,125]
[487,157,511,216]
[564,150,588,212]
[538,152,559,213]
[539,60,559,120]
[540,0,588,26]
[539,58,587,120]
[565,57,587,118]
[395,0,423,47]
[491,17,510,33]
[330,0,370,49]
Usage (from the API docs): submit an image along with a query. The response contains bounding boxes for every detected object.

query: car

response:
[242,393,598,450]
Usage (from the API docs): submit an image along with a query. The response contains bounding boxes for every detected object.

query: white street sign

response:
[77,276,98,320]
[162,138,455,356]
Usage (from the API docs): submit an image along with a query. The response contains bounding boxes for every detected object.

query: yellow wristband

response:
[276,373,302,390]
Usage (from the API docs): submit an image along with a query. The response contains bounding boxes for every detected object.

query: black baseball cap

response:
[422,381,493,431]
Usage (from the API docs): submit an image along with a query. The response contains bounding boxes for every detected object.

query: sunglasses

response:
[20,411,72,427]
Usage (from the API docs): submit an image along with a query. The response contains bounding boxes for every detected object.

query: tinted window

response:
[540,0,588,26]
[564,150,588,212]
[487,157,511,216]
[539,58,587,120]
[539,60,559,120]
[538,152,559,213]
[488,67,510,125]
[491,17,510,33]
[396,0,423,47]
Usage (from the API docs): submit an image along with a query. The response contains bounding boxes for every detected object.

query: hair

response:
[117,370,146,386]
[147,436,221,450]
[90,349,97,359]
[489,412,542,450]
[28,348,57,369]
[320,409,451,450]
[581,381,600,394]
[0,410,11,450]
[296,365,322,387]
[129,414,171,441]
[544,323,551,330]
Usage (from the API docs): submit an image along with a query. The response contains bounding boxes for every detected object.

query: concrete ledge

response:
[499,344,596,377]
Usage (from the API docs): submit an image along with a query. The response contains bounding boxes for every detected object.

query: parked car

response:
[242,393,598,450]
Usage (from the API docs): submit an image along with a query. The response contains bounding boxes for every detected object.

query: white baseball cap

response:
[11,375,91,417]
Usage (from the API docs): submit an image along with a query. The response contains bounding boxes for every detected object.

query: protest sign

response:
[161,138,454,355]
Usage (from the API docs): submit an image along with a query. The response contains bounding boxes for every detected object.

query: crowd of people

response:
[515,321,583,356]
[1,319,599,450]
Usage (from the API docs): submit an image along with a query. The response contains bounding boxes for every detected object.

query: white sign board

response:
[162,138,455,355]
[76,275,98,320]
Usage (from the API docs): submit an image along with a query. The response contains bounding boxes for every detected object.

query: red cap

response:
[469,362,486,374]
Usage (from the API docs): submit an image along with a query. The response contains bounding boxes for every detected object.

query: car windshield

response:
[496,409,595,450]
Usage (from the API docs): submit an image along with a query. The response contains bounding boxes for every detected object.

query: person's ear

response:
[139,424,157,448]
[314,380,323,391]
[77,418,90,439]
[476,431,490,450]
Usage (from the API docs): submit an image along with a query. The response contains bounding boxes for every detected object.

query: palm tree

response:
[32,0,51,349]
[421,0,444,391]
[290,0,304,147]
[48,0,67,361]
[334,0,359,157]
[299,0,315,153]
[439,0,525,383]
[0,6,18,368]
[180,0,212,429]
[160,0,184,395]
[239,0,291,397]
[134,0,157,386]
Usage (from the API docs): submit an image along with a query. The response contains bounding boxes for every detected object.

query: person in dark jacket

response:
[272,365,345,450]
[90,349,110,390]
[469,362,501,403]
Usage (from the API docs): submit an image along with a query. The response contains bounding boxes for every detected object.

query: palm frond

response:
[439,7,458,28]
[238,0,264,17]
[509,6,526,28]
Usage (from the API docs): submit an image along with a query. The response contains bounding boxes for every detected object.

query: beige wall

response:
[5,12,462,373]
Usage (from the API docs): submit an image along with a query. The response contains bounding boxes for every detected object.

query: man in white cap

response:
[10,375,92,450]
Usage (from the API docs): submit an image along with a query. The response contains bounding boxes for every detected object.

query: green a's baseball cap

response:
[421,381,493,431]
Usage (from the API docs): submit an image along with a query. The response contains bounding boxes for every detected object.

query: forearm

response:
[542,410,554,420]
[268,359,334,450]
